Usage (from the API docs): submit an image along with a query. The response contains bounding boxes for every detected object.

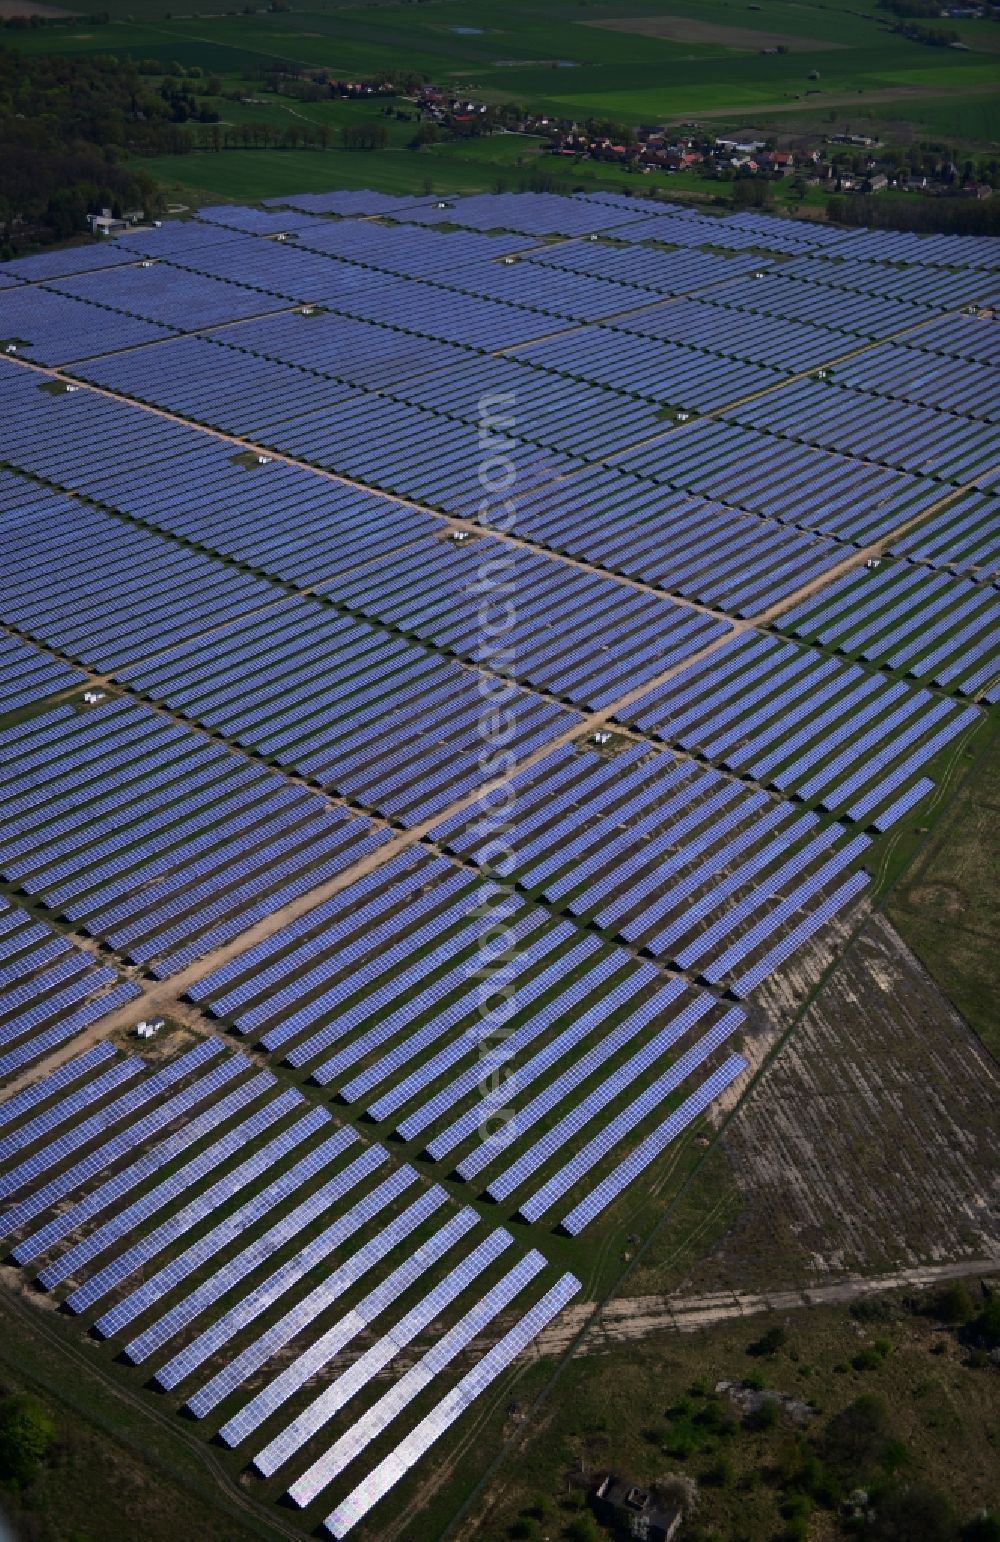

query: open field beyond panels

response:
[16,0,1000,146]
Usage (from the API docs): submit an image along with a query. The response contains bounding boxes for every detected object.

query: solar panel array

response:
[1,185,997,1537]
[0,890,137,1077]
[778,564,998,699]
[0,629,83,713]
[0,696,389,978]
[0,1039,579,1531]
[191,847,750,1202]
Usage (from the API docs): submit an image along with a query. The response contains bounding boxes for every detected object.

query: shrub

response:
[969,1299,1000,1349]
[867,1480,955,1541]
[703,1455,734,1488]
[0,1395,56,1488]
[749,1325,788,1358]
[747,1398,779,1432]
[932,1282,975,1324]
[820,1394,893,1485]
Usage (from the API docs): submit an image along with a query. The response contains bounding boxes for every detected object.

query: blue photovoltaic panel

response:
[1,187,992,1542]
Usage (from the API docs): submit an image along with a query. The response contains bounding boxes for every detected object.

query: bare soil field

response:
[666,910,1000,1295]
[584,15,847,51]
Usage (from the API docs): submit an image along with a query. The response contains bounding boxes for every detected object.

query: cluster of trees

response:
[184,120,332,150]
[827,144,1000,187]
[878,0,953,14]
[0,9,108,29]
[891,19,962,43]
[828,190,1000,234]
[341,122,388,150]
[249,61,425,96]
[730,176,776,208]
[0,48,165,253]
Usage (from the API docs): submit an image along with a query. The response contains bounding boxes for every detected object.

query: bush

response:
[791,1451,838,1506]
[0,1394,56,1488]
[749,1325,788,1358]
[820,1395,893,1486]
[851,1297,898,1324]
[969,1299,1000,1349]
[867,1480,955,1541]
[932,1282,976,1324]
[665,1428,698,1459]
[703,1454,734,1488]
[565,1518,599,1542]
[883,1439,910,1475]
[963,1516,1000,1542]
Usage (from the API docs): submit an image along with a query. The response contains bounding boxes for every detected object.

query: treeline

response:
[0,9,109,28]
[891,19,961,43]
[184,120,335,150]
[0,48,168,253]
[827,192,1000,235]
[178,121,390,151]
[877,0,948,14]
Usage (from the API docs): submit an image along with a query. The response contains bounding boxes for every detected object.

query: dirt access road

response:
[531,1255,1000,1358]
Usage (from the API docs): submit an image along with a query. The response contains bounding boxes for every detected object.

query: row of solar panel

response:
[0,891,135,1078]
[728,376,1000,486]
[779,562,999,696]
[0,697,391,978]
[0,1040,582,1536]
[615,629,981,822]
[0,630,84,716]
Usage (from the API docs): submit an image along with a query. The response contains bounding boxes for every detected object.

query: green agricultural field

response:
[139,137,587,203]
[18,0,1000,142]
